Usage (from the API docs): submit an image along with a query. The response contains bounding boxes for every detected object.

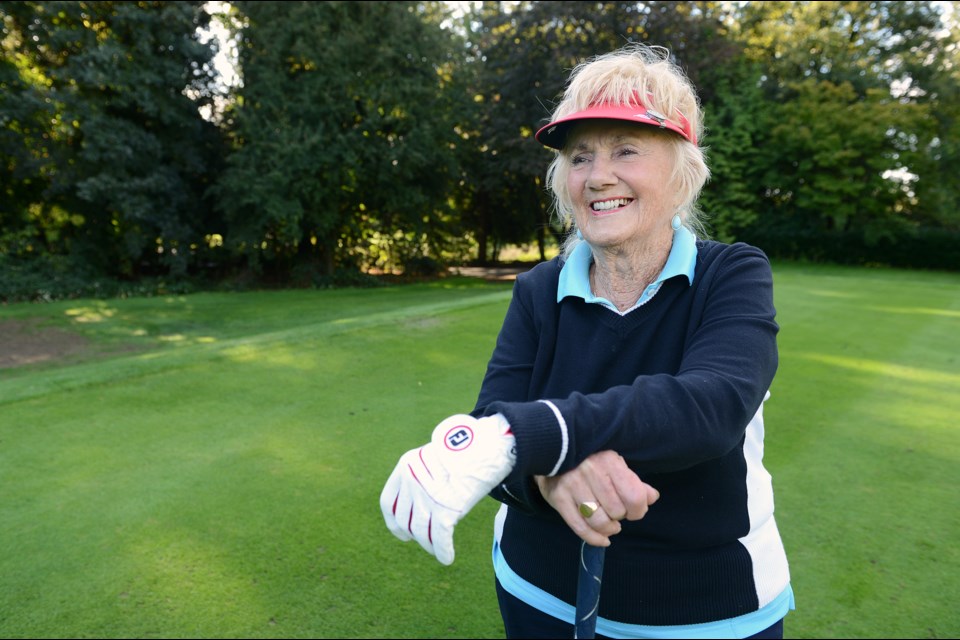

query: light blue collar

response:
[557,226,697,310]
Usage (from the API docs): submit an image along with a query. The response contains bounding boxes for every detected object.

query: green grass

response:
[1,266,958,638]
[767,264,960,639]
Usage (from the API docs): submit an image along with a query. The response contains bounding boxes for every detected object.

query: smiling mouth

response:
[590,197,633,213]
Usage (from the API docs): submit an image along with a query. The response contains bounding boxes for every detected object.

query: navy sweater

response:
[472,240,789,626]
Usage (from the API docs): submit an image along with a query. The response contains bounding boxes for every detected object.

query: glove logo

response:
[444,425,474,451]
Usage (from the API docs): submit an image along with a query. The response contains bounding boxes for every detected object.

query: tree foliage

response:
[1,1,224,278]
[1,1,958,302]
[213,0,473,278]
[737,0,959,239]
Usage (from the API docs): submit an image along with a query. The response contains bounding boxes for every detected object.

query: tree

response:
[696,54,770,242]
[0,1,225,278]
[214,1,472,278]
[736,1,959,247]
[0,15,58,260]
[759,79,932,243]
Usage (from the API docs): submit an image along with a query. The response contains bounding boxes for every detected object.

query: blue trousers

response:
[496,578,784,639]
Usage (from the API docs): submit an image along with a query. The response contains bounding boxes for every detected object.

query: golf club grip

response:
[574,541,606,639]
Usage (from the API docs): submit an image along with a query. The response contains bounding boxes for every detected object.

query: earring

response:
[671,214,682,231]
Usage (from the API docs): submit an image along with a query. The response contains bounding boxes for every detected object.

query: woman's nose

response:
[585,156,617,188]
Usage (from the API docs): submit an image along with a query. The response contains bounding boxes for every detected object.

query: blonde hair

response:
[544,44,711,258]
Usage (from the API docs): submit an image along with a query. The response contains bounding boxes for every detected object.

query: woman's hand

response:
[534,451,659,547]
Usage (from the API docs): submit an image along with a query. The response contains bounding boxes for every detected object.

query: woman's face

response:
[565,122,678,254]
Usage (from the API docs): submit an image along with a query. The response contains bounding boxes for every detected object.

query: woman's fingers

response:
[534,450,660,546]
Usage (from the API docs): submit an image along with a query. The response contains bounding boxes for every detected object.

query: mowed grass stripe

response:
[0,288,513,406]
[766,263,960,639]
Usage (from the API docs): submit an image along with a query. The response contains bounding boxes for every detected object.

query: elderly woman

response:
[380,44,793,639]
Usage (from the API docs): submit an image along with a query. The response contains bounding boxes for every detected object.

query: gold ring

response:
[578,501,599,518]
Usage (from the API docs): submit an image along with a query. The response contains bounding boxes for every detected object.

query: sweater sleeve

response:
[471,263,565,513]
[485,243,780,479]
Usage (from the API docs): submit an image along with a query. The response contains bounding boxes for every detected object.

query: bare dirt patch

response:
[0,318,92,369]
[449,265,530,281]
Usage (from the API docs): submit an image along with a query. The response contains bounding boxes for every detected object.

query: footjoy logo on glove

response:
[444,425,474,451]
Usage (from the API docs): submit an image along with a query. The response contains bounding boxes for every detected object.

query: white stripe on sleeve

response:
[537,399,569,477]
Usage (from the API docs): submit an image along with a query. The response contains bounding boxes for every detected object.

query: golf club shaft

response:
[574,541,605,639]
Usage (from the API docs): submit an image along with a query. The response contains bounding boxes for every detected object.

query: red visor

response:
[535,101,696,149]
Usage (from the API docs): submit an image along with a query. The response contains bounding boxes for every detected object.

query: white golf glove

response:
[379,413,516,565]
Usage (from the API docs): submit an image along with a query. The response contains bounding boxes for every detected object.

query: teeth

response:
[591,198,630,211]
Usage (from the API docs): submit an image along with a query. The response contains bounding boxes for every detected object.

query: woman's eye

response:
[571,155,588,165]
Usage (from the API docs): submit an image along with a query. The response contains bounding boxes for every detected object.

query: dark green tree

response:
[883,1,960,232]
[762,79,932,242]
[696,54,771,243]
[735,1,959,255]
[0,1,225,278]
[0,17,58,260]
[215,1,472,279]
